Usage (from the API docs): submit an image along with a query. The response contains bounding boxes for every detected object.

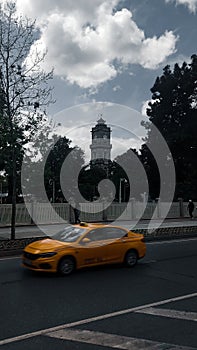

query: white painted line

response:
[0,292,197,346]
[46,328,196,349]
[136,307,197,322]
[142,260,157,264]
[0,256,21,261]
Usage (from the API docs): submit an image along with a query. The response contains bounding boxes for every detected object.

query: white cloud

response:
[113,85,121,92]
[141,99,161,117]
[16,0,178,88]
[138,31,178,69]
[166,0,197,13]
[141,100,150,117]
[164,53,191,67]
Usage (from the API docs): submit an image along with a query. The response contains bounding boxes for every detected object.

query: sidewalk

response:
[0,217,197,240]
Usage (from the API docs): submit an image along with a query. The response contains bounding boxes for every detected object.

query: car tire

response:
[58,256,75,276]
[124,250,138,267]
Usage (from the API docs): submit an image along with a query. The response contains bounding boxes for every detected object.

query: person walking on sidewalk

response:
[73,201,81,224]
[187,199,194,219]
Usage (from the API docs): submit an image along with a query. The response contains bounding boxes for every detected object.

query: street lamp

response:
[0,182,2,204]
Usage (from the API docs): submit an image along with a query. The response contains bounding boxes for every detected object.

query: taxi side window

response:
[104,228,127,239]
[85,228,127,241]
[85,230,96,241]
[85,229,106,241]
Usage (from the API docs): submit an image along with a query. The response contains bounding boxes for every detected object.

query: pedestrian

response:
[187,199,195,219]
[73,201,81,224]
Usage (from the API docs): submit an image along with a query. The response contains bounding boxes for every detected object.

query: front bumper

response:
[22,256,57,273]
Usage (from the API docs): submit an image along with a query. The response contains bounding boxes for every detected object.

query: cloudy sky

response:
[14,0,197,159]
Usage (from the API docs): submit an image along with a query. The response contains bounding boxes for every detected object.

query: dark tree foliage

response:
[45,135,71,201]
[79,164,110,201]
[140,144,160,200]
[45,136,85,202]
[79,152,144,203]
[114,148,151,201]
[142,54,197,200]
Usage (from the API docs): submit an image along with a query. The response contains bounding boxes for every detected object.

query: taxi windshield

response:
[52,226,86,242]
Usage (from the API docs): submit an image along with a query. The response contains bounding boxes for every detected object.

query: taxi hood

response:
[24,238,73,253]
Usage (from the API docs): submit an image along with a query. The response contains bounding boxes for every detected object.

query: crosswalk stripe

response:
[0,292,196,346]
[45,328,196,349]
[136,307,197,321]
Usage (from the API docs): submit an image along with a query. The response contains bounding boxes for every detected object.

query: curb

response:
[132,226,197,241]
[0,226,197,257]
[132,226,197,242]
[0,236,46,257]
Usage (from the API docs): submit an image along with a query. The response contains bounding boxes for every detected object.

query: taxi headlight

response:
[39,252,57,258]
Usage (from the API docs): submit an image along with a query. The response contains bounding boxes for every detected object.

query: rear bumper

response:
[138,245,146,259]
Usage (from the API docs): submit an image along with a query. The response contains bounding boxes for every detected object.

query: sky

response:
[13,0,197,160]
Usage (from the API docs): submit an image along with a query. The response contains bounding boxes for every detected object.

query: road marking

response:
[136,307,197,321]
[141,260,157,264]
[0,292,197,346]
[45,329,194,350]
[0,256,21,261]
[45,328,196,349]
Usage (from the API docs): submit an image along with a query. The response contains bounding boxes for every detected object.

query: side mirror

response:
[81,237,90,244]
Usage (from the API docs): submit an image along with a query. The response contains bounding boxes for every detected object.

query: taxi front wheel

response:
[124,250,138,267]
[58,256,76,276]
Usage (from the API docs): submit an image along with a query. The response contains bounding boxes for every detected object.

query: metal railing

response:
[0,200,194,226]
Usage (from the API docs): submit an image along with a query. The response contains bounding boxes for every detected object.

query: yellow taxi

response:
[22,222,146,275]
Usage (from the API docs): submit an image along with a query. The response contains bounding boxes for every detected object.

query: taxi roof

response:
[75,222,125,229]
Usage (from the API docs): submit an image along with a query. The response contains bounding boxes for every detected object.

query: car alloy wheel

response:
[58,257,75,275]
[125,250,138,267]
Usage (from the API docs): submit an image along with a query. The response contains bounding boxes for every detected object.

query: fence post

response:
[156,198,161,218]
[178,198,184,217]
[102,202,107,222]
[30,201,34,224]
[130,198,136,219]
[69,204,73,224]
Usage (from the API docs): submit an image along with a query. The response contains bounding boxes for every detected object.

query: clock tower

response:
[90,117,112,168]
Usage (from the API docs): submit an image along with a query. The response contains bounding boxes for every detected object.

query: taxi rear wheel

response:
[58,256,76,276]
[125,250,138,267]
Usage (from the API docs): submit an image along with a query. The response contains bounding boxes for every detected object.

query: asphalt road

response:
[0,237,197,349]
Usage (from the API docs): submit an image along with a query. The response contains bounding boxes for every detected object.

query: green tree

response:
[44,136,85,203]
[0,1,54,238]
[20,119,56,201]
[79,165,108,201]
[140,144,160,200]
[143,54,197,200]
[114,148,150,201]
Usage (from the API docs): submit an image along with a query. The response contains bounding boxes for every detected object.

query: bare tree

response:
[0,1,54,239]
